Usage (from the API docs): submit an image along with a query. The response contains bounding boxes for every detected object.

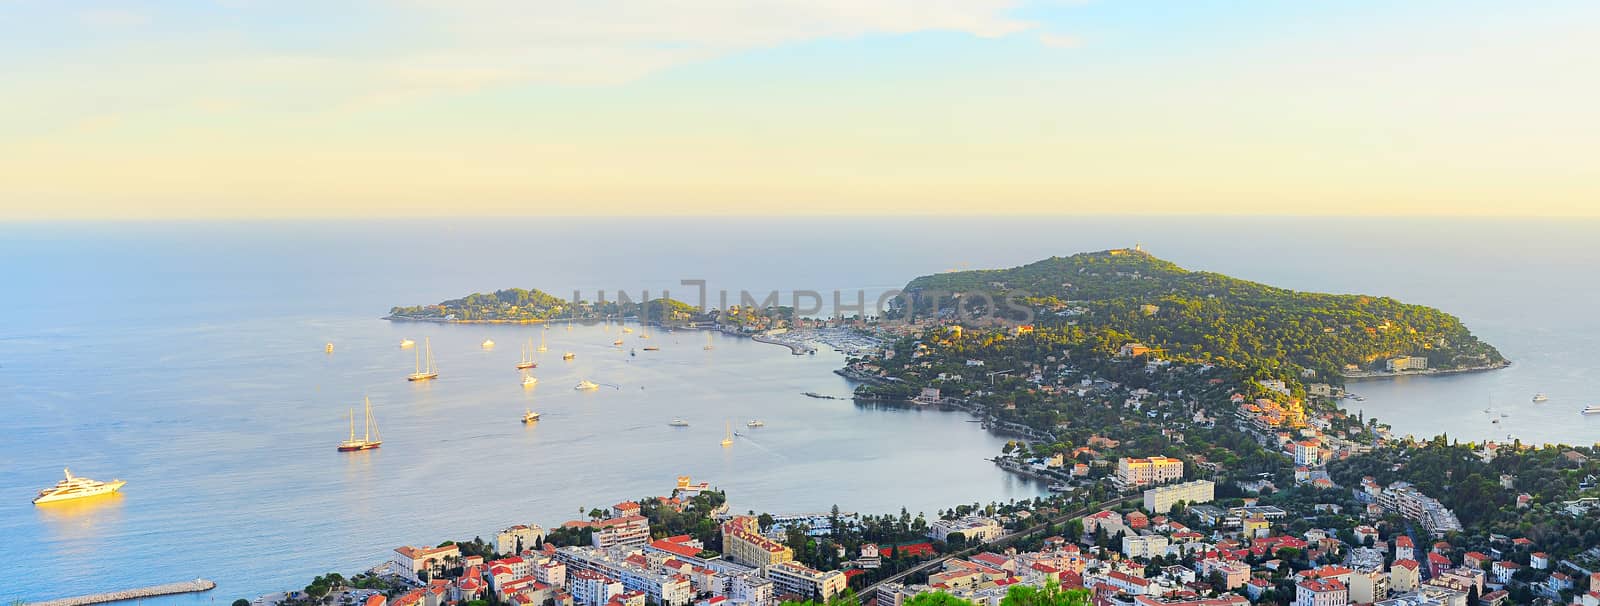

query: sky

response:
[1,0,1597,219]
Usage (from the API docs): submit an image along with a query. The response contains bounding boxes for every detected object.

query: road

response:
[858,494,1129,602]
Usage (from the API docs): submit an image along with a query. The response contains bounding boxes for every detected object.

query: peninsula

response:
[893,248,1505,386]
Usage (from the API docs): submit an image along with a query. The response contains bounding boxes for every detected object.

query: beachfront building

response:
[721,516,795,568]
[591,516,652,550]
[1385,357,1428,372]
[1143,480,1215,514]
[1117,456,1184,488]
[393,544,462,582]
[497,524,546,556]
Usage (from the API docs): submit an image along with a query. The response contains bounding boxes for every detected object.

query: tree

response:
[904,592,974,606]
[234,600,251,606]
[1000,583,1090,606]
[946,532,967,550]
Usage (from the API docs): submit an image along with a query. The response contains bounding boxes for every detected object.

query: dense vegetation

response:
[388,287,707,324]
[896,249,1503,385]
[1330,440,1600,555]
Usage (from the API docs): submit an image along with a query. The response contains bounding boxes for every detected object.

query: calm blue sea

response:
[1,217,1595,602]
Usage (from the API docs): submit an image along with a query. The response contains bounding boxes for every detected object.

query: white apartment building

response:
[766,562,847,602]
[1122,534,1170,559]
[927,516,1004,543]
[1143,480,1215,514]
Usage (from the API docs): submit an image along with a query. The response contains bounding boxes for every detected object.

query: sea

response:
[1,216,1596,602]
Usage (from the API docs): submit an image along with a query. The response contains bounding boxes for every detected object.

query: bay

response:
[2,216,1596,602]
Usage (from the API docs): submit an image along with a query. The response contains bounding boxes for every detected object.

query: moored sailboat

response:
[516,338,538,369]
[408,337,439,381]
[338,397,383,452]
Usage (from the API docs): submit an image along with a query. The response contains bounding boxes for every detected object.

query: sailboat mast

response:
[427,338,435,373]
[349,408,355,441]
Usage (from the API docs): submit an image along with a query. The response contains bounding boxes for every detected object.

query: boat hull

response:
[33,481,126,504]
[407,373,439,382]
[338,442,382,452]
[515,362,537,369]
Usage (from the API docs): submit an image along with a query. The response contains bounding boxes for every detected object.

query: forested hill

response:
[899,249,1504,382]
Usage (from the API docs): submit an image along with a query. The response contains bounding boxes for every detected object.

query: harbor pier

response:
[29,579,216,606]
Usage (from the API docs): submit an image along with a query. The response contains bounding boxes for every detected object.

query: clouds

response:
[76,8,150,28]
[1037,33,1082,49]
[386,0,1038,85]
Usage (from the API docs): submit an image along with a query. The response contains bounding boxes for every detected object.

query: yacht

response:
[325,342,335,353]
[746,420,765,428]
[575,379,599,391]
[516,339,538,369]
[482,339,495,349]
[337,397,383,452]
[669,418,689,427]
[408,337,440,381]
[563,352,576,361]
[522,409,541,424]
[1532,393,1549,402]
[32,468,126,504]
[522,375,539,387]
[613,339,625,346]
[721,422,734,447]
[1583,405,1600,415]
[400,339,415,349]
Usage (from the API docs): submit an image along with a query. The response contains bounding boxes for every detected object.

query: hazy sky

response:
[2,1,1597,219]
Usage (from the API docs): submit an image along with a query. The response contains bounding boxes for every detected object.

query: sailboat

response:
[338,397,383,451]
[516,339,538,369]
[721,422,734,447]
[703,332,715,350]
[537,332,549,352]
[408,337,439,381]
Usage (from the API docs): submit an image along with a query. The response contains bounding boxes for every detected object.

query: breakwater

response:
[30,579,216,606]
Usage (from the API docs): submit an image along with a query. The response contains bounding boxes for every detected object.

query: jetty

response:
[29,579,215,606]
[751,331,815,355]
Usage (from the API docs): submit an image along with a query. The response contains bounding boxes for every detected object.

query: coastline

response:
[1340,360,1511,382]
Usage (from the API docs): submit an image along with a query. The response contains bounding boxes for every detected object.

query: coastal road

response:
[858,495,1129,602]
